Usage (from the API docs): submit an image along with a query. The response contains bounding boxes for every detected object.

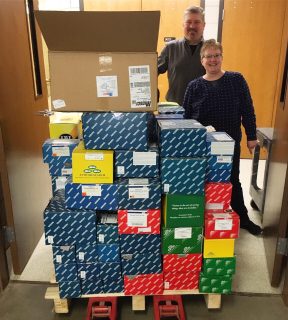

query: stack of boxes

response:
[200,132,239,294]
[38,9,241,299]
[158,119,207,290]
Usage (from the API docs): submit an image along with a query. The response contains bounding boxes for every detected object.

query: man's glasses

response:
[202,53,222,59]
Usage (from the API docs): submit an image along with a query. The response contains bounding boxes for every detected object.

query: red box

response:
[205,182,232,212]
[118,209,160,234]
[163,254,202,273]
[124,273,163,295]
[204,210,240,239]
[164,272,199,290]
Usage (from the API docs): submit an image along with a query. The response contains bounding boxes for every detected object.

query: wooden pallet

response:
[45,286,221,313]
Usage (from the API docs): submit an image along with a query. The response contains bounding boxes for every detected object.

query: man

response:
[158,6,206,105]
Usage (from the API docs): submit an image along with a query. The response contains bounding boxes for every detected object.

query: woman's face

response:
[201,47,223,74]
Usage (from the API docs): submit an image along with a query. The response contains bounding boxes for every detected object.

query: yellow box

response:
[49,112,82,139]
[72,141,113,184]
[203,238,235,258]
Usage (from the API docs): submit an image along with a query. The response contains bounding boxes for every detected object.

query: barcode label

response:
[130,82,150,88]
[130,67,149,74]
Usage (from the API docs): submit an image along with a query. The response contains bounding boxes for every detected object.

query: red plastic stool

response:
[153,295,185,320]
[85,297,117,320]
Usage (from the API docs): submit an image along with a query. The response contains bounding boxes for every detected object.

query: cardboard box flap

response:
[35,10,160,52]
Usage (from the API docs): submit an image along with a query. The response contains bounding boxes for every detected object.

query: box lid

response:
[35,10,160,52]
[158,119,206,130]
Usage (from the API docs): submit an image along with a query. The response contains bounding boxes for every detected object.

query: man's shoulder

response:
[165,38,186,48]
[225,71,244,80]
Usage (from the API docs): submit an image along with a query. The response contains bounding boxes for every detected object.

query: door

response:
[221,0,286,158]
[0,0,51,274]
[262,1,288,292]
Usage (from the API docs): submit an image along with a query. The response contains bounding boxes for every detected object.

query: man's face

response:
[183,13,205,45]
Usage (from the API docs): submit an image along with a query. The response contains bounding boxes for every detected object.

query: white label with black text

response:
[52,146,70,157]
[96,75,118,97]
[128,187,149,199]
[174,228,192,239]
[127,211,148,227]
[82,185,102,197]
[133,152,157,166]
[85,153,104,161]
[215,219,233,230]
[117,166,125,174]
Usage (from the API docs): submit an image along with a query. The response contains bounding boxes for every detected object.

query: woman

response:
[183,39,262,236]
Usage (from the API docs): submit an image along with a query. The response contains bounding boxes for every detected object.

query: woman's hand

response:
[247,140,258,154]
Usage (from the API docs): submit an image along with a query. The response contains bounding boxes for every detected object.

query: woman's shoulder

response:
[225,71,245,81]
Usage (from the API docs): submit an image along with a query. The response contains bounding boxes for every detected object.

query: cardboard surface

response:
[35,11,160,112]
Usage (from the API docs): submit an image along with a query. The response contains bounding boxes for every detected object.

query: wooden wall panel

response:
[142,0,200,102]
[221,0,286,158]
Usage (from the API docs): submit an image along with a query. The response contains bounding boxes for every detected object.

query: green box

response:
[202,257,236,276]
[162,227,203,254]
[199,273,232,294]
[163,194,204,227]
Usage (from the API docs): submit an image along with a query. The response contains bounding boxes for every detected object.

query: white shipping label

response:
[52,99,66,109]
[61,168,72,175]
[82,185,102,197]
[56,255,62,263]
[78,252,85,261]
[117,166,125,174]
[96,75,118,97]
[127,211,148,227]
[205,203,223,210]
[174,228,192,239]
[80,271,86,279]
[85,153,104,161]
[129,65,151,108]
[215,219,233,230]
[128,178,149,185]
[52,146,70,157]
[138,227,152,233]
[217,156,232,163]
[55,177,67,191]
[164,184,170,193]
[212,213,231,219]
[128,187,149,199]
[164,281,170,289]
[98,234,105,243]
[47,236,54,244]
[133,152,157,166]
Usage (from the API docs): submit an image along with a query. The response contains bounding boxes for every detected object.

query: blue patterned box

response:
[59,280,82,298]
[114,147,159,178]
[65,179,118,210]
[99,262,122,281]
[121,253,162,275]
[120,234,161,254]
[43,191,96,245]
[76,243,98,263]
[158,106,185,114]
[78,263,99,280]
[51,176,68,196]
[117,178,161,209]
[98,244,120,263]
[97,213,119,244]
[82,112,149,151]
[206,132,235,155]
[102,278,124,293]
[155,114,183,120]
[52,245,75,264]
[158,119,207,157]
[81,279,103,295]
[206,169,231,183]
[42,139,79,176]
[161,158,206,195]
[55,263,78,282]
[207,155,233,171]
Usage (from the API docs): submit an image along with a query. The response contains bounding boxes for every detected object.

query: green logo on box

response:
[84,165,101,173]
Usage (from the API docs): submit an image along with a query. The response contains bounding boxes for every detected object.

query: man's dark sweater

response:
[158,38,205,105]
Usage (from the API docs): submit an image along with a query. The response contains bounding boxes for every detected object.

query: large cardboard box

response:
[35,11,160,112]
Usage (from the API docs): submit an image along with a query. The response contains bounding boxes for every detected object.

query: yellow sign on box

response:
[203,238,235,258]
[72,141,113,184]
